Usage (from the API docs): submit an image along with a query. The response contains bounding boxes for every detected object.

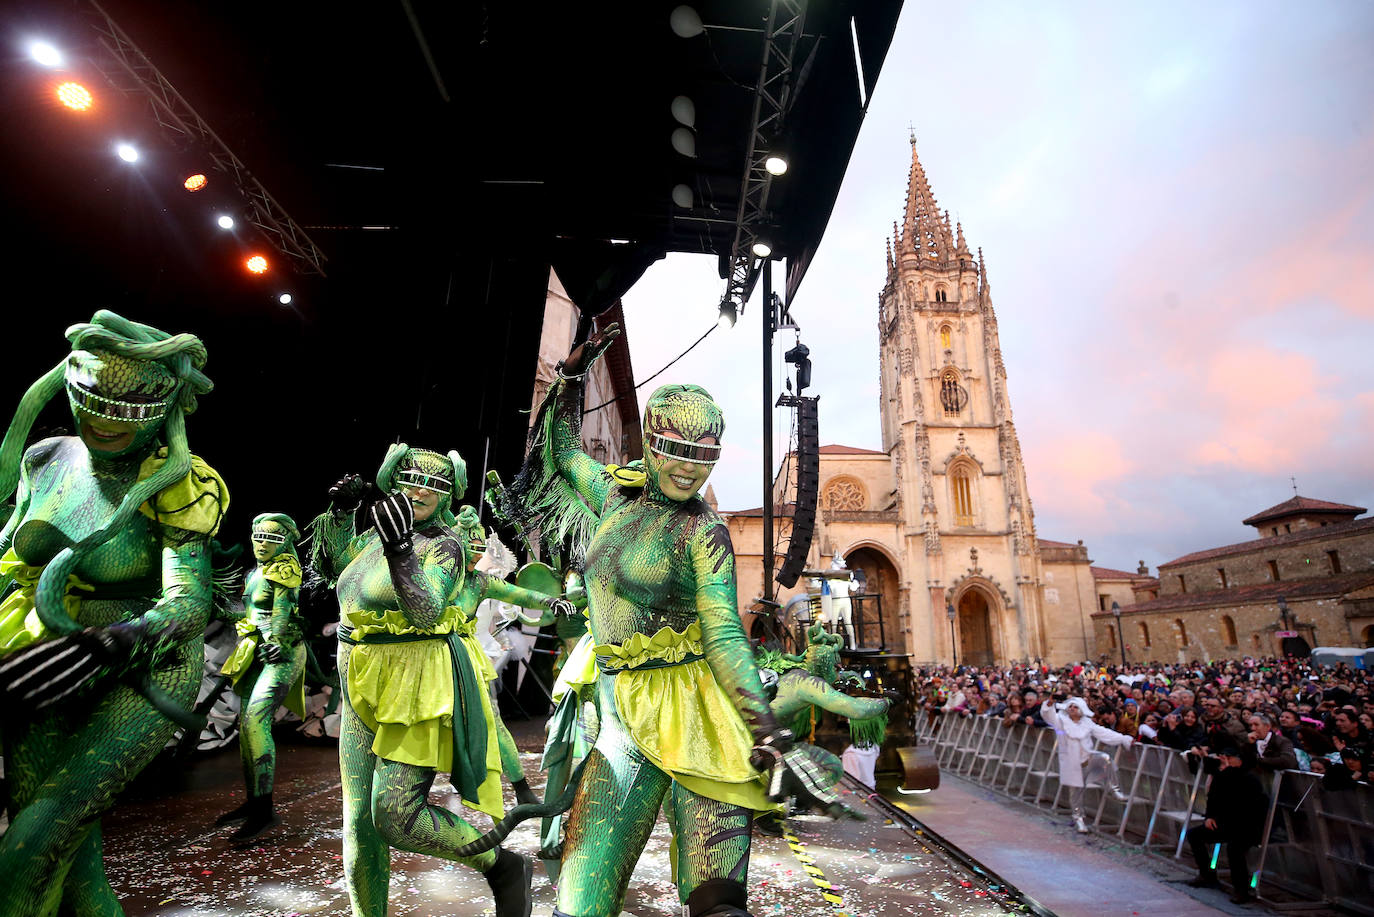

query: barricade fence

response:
[910,711,1374,914]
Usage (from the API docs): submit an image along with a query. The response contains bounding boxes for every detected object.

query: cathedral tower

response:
[878,135,1046,665]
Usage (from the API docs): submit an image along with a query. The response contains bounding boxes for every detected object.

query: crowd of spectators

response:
[915,655,1371,787]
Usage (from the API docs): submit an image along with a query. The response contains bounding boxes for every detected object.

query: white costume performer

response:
[1040,699,1133,833]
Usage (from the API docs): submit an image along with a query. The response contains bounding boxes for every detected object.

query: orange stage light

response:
[56,81,93,112]
[245,255,268,275]
[183,173,208,192]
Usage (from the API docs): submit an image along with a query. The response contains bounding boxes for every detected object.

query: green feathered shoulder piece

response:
[136,447,229,536]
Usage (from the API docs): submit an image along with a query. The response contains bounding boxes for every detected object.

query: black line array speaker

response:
[776,395,819,588]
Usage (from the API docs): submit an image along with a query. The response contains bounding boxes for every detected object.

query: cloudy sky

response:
[618,0,1374,574]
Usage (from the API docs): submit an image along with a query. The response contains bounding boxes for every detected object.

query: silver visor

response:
[251,529,287,544]
[649,433,721,465]
[66,379,172,425]
[396,469,452,495]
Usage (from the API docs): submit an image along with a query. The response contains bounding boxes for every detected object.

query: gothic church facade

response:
[723,138,1136,665]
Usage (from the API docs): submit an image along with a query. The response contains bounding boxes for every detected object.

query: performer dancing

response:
[506,325,827,917]
[311,445,530,917]
[0,311,225,915]
[216,513,307,839]
[1041,697,1132,833]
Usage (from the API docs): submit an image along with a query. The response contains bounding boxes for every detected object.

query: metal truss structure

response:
[720,0,807,316]
[83,0,328,276]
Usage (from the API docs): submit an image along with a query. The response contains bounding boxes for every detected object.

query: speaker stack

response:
[775,394,819,588]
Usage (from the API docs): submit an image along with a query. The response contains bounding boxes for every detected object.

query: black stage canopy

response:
[0,0,902,537]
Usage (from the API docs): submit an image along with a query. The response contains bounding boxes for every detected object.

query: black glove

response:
[370,492,415,556]
[0,621,140,710]
[766,745,858,819]
[749,726,795,772]
[328,474,372,515]
[258,642,285,664]
[549,597,576,617]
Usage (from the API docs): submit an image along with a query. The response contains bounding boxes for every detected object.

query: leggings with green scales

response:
[556,677,753,917]
[337,644,497,917]
[236,644,307,797]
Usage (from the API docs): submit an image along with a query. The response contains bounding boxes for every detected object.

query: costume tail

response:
[453,755,591,857]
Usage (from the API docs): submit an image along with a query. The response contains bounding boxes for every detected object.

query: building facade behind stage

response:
[722,137,1132,667]
[1093,497,1374,661]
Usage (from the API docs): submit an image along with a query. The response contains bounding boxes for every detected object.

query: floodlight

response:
[278,293,293,305]
[717,300,737,329]
[115,143,139,163]
[765,155,788,176]
[245,255,268,274]
[216,214,235,230]
[183,173,207,192]
[56,81,93,111]
[30,41,63,68]
[751,241,772,258]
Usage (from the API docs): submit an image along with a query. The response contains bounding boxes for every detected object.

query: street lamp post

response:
[1111,601,1126,666]
[1277,595,1292,632]
[946,601,958,668]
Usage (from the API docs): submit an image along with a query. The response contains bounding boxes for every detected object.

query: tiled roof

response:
[1038,538,1081,549]
[1243,495,1366,526]
[1092,565,1148,581]
[1091,571,1374,617]
[819,444,888,456]
[1161,516,1374,567]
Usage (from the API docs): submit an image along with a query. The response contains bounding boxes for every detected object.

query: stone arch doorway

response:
[1362,624,1374,647]
[956,587,995,667]
[843,543,900,650]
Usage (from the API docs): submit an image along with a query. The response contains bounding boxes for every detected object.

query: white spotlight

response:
[29,41,63,68]
[216,214,235,230]
[115,142,139,163]
[717,301,737,329]
[670,95,696,128]
[752,241,772,258]
[765,155,788,176]
[670,127,696,158]
[278,293,293,305]
[669,6,704,38]
[671,183,694,209]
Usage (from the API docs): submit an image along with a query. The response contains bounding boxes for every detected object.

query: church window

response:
[1098,594,1109,612]
[951,465,975,526]
[1175,618,1188,647]
[939,324,952,349]
[1177,574,1186,593]
[1328,550,1341,574]
[1267,560,1280,581]
[1222,615,1237,646]
[1217,567,1227,588]
[1107,625,1117,649]
[935,287,948,302]
[940,370,966,416]
[822,476,867,511]
[1138,622,1151,648]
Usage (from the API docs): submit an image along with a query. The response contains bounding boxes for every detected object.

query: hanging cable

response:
[583,323,718,414]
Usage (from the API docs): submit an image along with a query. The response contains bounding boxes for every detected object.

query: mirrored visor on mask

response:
[396,470,452,495]
[649,433,721,465]
[252,529,288,544]
[66,378,172,425]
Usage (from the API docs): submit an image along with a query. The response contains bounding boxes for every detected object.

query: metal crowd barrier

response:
[911,711,1374,914]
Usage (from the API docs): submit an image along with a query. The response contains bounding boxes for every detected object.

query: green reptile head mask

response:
[251,512,300,564]
[64,348,181,456]
[640,384,724,502]
[377,444,466,527]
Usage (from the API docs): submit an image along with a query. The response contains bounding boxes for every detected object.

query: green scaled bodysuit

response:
[0,312,224,917]
[216,513,307,839]
[506,345,783,917]
[312,445,530,917]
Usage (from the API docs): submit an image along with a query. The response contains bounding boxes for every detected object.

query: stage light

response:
[245,255,268,274]
[115,143,139,163]
[671,183,693,209]
[56,81,93,111]
[670,127,696,158]
[752,241,772,258]
[717,300,737,329]
[278,293,293,305]
[765,155,788,176]
[671,95,695,128]
[183,173,207,192]
[29,41,63,68]
[669,6,704,38]
[216,214,235,230]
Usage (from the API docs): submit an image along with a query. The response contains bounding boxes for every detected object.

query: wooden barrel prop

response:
[895,745,940,793]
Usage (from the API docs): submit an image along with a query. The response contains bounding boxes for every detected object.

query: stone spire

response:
[902,134,955,262]
[955,220,970,259]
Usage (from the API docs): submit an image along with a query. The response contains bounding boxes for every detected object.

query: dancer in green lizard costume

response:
[215,513,307,840]
[501,325,839,917]
[450,504,572,807]
[0,311,225,917]
[311,445,532,917]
